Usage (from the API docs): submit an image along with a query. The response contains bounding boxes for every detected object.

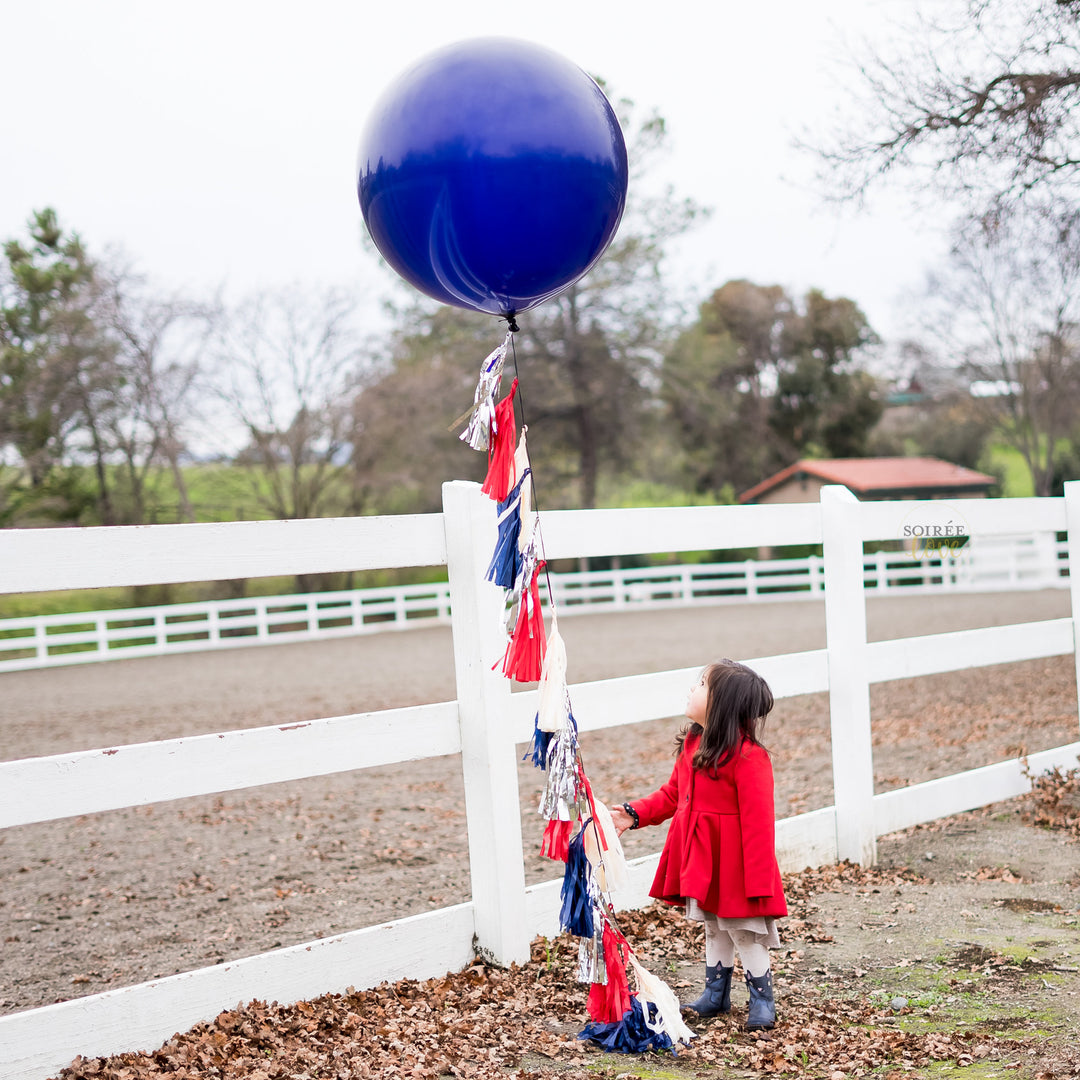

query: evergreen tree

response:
[0,208,116,522]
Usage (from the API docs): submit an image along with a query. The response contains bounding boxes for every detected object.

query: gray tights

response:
[702,915,771,977]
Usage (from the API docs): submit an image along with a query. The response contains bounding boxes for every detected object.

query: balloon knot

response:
[506,314,520,333]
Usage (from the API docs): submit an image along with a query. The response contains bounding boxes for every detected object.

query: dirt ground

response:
[2,588,1079,1032]
[47,802,1080,1080]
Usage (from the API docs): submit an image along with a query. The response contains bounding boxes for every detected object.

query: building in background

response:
[738,457,996,505]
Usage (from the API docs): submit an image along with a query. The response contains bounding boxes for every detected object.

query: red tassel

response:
[481,378,518,501]
[587,924,632,1023]
[540,818,573,861]
[501,560,547,682]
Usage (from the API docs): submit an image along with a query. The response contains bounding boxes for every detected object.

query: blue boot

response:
[745,970,776,1030]
[684,963,733,1017]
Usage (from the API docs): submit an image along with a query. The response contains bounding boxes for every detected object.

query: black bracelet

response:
[621,802,640,830]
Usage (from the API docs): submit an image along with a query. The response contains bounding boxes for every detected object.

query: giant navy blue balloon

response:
[357,37,628,319]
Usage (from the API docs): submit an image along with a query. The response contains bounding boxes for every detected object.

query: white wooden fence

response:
[0,530,1067,673]
[2,482,1079,1080]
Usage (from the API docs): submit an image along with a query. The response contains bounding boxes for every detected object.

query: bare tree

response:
[812,0,1080,212]
[919,201,1080,494]
[98,264,216,522]
[209,287,364,521]
[349,303,489,515]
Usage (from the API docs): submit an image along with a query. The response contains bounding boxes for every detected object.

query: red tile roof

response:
[738,457,997,503]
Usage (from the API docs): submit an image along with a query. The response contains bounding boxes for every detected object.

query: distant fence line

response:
[0,532,1067,673]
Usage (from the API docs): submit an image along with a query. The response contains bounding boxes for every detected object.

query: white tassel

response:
[629,957,696,1046]
[517,484,536,558]
[582,800,630,894]
[536,618,568,733]
[509,427,530,493]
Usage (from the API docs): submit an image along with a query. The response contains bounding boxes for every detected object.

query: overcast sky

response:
[1,0,952,349]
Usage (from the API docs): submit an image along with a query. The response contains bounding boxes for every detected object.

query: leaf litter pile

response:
[1021,762,1080,841]
[55,854,1077,1080]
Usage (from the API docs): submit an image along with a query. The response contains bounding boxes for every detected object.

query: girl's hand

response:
[609,806,633,836]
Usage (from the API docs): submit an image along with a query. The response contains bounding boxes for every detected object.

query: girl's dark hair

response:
[675,659,774,772]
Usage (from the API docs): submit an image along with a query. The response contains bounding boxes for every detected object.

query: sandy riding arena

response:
[1,588,1075,1014]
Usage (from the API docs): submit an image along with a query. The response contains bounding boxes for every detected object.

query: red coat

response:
[629,734,787,920]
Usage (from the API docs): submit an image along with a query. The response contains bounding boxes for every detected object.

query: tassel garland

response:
[458,332,510,451]
[540,817,573,861]
[486,471,529,588]
[481,378,518,502]
[461,333,694,1057]
[500,558,546,682]
[579,996,674,1055]
[586,924,632,1024]
[559,829,595,939]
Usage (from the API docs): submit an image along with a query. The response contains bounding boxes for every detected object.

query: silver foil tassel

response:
[457,333,510,451]
[539,725,582,819]
[502,546,536,639]
[576,921,607,984]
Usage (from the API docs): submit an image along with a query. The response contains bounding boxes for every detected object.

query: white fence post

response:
[820,485,877,866]
[1033,530,1056,587]
[612,567,627,608]
[441,480,529,966]
[1064,483,1080,738]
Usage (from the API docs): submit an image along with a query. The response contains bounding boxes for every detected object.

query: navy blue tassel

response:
[559,829,594,938]
[486,471,528,588]
[578,996,675,1055]
[524,713,553,768]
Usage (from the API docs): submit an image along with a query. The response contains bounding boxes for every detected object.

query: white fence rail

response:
[2,484,1079,1080]
[0,532,1068,673]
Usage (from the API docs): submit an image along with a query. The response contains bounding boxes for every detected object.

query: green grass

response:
[982,443,1036,497]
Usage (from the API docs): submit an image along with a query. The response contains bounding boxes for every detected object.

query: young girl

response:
[610,659,786,1030]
